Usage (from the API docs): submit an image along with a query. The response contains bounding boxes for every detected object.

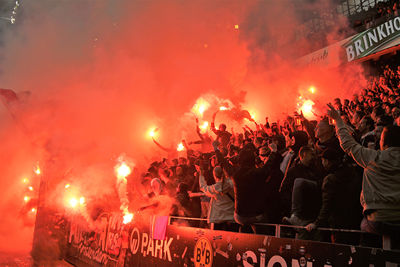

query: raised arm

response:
[210,111,219,135]
[152,137,172,153]
[199,170,222,197]
[212,140,235,177]
[327,103,378,168]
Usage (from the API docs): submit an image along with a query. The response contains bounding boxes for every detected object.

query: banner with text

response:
[64,213,400,267]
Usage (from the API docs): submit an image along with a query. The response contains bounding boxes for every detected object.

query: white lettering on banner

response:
[363,35,370,50]
[147,237,154,257]
[346,46,355,61]
[394,17,400,30]
[163,237,173,261]
[377,25,387,40]
[129,228,140,254]
[243,251,257,267]
[267,255,288,267]
[345,16,400,62]
[354,39,364,56]
[141,233,148,255]
[367,30,378,46]
[129,227,173,262]
[237,250,314,267]
[155,239,163,259]
[385,21,395,35]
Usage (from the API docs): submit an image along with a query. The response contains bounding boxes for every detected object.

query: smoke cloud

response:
[0,0,366,253]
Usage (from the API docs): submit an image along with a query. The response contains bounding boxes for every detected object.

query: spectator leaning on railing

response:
[327,103,400,249]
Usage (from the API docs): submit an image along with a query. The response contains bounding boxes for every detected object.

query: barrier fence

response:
[64,213,400,267]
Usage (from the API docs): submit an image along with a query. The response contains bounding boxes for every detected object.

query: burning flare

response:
[114,156,134,225]
[69,197,78,208]
[299,99,315,119]
[191,97,210,118]
[34,165,41,175]
[148,127,158,138]
[123,212,134,224]
[115,162,131,179]
[308,86,316,94]
[199,121,209,133]
[177,142,185,152]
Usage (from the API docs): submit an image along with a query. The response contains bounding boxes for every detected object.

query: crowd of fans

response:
[132,62,400,249]
[351,0,400,29]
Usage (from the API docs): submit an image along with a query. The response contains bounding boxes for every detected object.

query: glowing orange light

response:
[199,121,209,133]
[34,166,41,175]
[219,106,229,111]
[31,208,36,213]
[249,110,257,120]
[191,97,210,118]
[69,197,78,208]
[177,142,185,152]
[309,86,316,94]
[123,212,134,224]
[148,127,158,138]
[234,24,239,29]
[79,197,85,205]
[65,184,70,189]
[24,196,29,202]
[116,162,131,178]
[299,99,315,119]
[22,178,29,184]
[28,186,34,191]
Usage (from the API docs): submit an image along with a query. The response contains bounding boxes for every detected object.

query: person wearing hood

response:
[280,146,324,223]
[327,103,400,249]
[305,148,362,245]
[199,166,236,231]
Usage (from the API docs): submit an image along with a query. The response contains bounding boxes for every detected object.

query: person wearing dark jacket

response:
[213,140,282,233]
[279,146,323,218]
[305,148,362,245]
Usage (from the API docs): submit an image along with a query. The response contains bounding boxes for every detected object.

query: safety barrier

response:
[65,213,400,267]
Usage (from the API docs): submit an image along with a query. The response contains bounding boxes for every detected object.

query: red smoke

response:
[0,0,366,254]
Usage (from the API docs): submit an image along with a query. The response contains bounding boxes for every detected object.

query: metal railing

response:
[168,215,392,250]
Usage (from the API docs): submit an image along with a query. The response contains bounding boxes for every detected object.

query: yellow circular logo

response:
[194,237,213,267]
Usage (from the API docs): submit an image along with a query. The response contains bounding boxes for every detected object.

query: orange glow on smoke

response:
[191,97,210,118]
[123,212,134,224]
[249,110,257,121]
[199,121,208,133]
[69,197,78,208]
[116,162,131,178]
[299,99,315,119]
[308,86,316,94]
[65,184,70,189]
[219,106,228,111]
[177,142,185,151]
[148,127,158,138]
[234,24,239,29]
[22,178,29,184]
[34,166,41,175]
